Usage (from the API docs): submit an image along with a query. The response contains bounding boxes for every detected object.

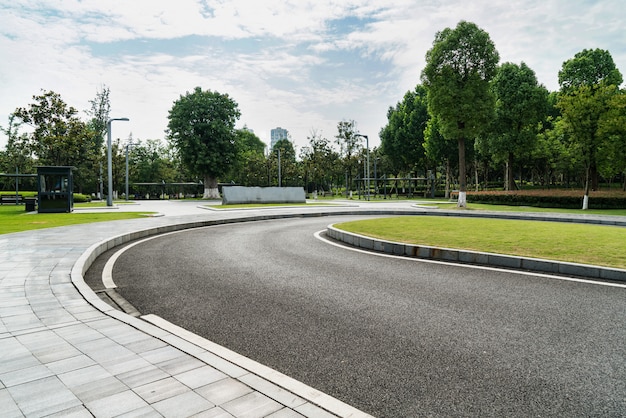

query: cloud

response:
[1,0,625,153]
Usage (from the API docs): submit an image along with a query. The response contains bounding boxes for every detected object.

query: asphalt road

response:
[90,215,626,417]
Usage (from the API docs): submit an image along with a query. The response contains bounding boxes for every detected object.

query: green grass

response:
[336,216,626,269]
[0,205,151,235]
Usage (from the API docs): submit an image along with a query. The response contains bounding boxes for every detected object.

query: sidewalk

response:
[1,201,379,418]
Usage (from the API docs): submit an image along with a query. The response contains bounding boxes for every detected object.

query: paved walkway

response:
[1,199,624,417]
[1,200,382,418]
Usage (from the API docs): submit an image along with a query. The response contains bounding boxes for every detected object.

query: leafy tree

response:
[598,89,626,190]
[421,21,499,206]
[269,138,299,186]
[335,119,362,191]
[228,128,267,186]
[167,87,241,198]
[379,85,429,175]
[301,130,340,194]
[424,115,457,197]
[13,90,99,193]
[0,115,36,190]
[558,48,623,208]
[483,62,548,190]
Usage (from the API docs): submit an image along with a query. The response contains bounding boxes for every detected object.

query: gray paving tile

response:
[43,404,94,417]
[102,353,153,376]
[45,354,96,374]
[115,405,163,418]
[266,408,306,418]
[7,375,81,417]
[190,407,235,417]
[221,392,283,418]
[0,338,41,375]
[85,389,150,418]
[238,374,306,409]
[141,345,186,364]
[134,377,191,403]
[152,390,215,417]
[156,354,207,376]
[116,365,171,388]
[174,366,227,389]
[0,388,24,418]
[0,363,53,387]
[195,378,253,406]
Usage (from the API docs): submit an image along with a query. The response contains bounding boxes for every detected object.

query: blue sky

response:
[1,0,625,153]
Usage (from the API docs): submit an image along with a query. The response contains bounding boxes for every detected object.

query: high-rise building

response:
[270,127,289,149]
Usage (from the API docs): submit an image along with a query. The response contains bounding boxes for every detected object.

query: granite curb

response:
[326,224,626,283]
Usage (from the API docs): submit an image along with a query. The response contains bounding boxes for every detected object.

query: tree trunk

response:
[445,159,450,199]
[203,175,220,199]
[457,137,466,207]
[582,165,590,210]
[506,152,518,191]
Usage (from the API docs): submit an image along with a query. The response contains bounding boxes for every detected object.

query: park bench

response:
[1,194,23,205]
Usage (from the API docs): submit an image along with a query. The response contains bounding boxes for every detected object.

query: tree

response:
[424,115,457,197]
[228,128,267,186]
[421,20,499,207]
[483,62,548,190]
[301,130,340,194]
[335,120,362,192]
[167,87,241,198]
[558,48,623,208]
[270,138,299,186]
[13,90,99,193]
[379,85,429,175]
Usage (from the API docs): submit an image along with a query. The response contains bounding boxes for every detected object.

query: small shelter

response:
[37,166,74,213]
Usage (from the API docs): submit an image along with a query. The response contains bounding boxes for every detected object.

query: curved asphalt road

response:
[96,215,626,417]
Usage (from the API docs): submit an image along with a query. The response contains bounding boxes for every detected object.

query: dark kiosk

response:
[37,166,74,213]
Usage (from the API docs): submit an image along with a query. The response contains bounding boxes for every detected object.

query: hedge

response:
[451,190,626,209]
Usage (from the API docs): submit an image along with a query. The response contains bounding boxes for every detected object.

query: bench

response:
[1,194,23,205]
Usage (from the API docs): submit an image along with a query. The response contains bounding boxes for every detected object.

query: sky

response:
[1,0,625,154]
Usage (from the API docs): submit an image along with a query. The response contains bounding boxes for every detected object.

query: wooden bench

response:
[1,194,23,205]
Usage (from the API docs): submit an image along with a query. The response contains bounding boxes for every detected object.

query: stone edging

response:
[325,224,626,283]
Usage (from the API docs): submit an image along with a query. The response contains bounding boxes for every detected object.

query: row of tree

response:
[383,21,625,208]
[1,21,625,207]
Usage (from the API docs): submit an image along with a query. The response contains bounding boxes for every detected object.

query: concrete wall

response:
[222,186,306,205]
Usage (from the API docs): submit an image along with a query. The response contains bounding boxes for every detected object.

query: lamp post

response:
[125,141,139,201]
[355,134,369,201]
[107,118,129,206]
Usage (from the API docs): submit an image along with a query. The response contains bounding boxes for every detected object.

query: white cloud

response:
[1,0,625,155]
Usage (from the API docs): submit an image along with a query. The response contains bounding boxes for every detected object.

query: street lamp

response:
[125,140,140,201]
[355,134,369,201]
[107,118,129,206]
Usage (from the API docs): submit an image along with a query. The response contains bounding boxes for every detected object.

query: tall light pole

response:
[125,140,139,201]
[107,118,129,206]
[355,134,369,201]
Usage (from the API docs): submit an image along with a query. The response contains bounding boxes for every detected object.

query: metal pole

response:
[277,148,282,187]
[106,118,129,206]
[125,144,129,201]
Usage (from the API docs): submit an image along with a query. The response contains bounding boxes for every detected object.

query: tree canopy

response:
[167,87,240,198]
[421,20,499,206]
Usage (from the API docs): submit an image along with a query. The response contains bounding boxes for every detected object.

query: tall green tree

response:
[228,128,266,186]
[483,62,548,190]
[270,138,299,186]
[379,85,429,175]
[13,90,99,193]
[421,21,499,206]
[167,87,240,198]
[301,130,340,193]
[335,119,362,191]
[558,48,623,208]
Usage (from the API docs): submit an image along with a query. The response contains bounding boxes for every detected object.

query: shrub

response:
[73,193,92,203]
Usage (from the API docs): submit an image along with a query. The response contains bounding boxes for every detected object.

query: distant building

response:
[270,127,289,149]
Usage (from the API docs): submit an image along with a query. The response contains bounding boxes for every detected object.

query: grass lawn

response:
[336,216,626,269]
[0,205,151,235]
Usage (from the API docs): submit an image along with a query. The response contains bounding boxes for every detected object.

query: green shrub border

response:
[460,192,626,209]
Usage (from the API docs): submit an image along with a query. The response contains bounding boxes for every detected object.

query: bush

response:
[73,193,92,203]
[450,189,626,209]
